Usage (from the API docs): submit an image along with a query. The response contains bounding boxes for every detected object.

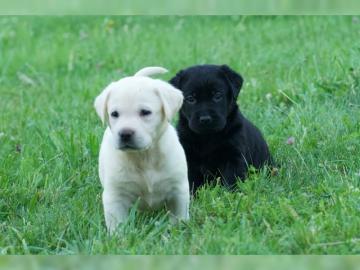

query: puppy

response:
[170,64,273,193]
[94,67,190,233]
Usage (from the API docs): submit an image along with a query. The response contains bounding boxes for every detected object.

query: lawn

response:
[0,16,359,254]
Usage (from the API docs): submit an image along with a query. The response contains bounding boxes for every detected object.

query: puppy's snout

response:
[199,115,212,125]
[119,129,135,142]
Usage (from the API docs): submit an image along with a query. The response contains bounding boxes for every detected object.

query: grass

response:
[2,0,360,15]
[0,16,360,254]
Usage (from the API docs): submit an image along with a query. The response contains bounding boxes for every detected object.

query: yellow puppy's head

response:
[94,67,183,151]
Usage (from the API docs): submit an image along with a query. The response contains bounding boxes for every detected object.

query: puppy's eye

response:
[140,109,152,117]
[213,92,223,102]
[111,111,119,118]
[185,95,196,104]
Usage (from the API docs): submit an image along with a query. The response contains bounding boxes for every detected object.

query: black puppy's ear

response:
[169,70,184,89]
[220,65,243,98]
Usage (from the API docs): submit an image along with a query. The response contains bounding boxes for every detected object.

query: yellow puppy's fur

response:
[94,67,190,233]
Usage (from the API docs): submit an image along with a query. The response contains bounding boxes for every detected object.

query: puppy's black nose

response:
[120,129,135,142]
[199,115,212,125]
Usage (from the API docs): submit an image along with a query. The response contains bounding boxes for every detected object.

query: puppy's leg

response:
[188,167,204,195]
[220,160,247,190]
[102,190,131,234]
[167,190,190,223]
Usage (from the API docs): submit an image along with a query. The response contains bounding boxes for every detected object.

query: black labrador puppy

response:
[170,64,273,193]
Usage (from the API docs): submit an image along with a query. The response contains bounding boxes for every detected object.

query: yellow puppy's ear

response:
[94,82,115,124]
[155,81,184,121]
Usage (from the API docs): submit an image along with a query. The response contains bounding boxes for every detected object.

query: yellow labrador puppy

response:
[94,67,190,233]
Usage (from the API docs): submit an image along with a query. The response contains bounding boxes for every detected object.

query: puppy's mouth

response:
[119,145,139,151]
[190,125,224,135]
[117,143,151,152]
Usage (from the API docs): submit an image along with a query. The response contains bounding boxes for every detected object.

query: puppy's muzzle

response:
[119,129,135,143]
[199,115,213,125]
[118,129,138,150]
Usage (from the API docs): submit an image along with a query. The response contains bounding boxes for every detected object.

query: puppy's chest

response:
[188,143,236,174]
[122,168,174,208]
[191,142,232,162]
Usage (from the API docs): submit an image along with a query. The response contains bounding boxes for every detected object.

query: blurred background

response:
[0,0,360,14]
[1,256,360,270]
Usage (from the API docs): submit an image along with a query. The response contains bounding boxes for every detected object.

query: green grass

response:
[2,0,360,15]
[0,16,360,254]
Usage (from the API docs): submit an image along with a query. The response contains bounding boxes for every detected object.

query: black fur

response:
[170,64,273,193]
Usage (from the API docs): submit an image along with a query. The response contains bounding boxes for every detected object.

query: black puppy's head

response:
[170,64,243,134]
